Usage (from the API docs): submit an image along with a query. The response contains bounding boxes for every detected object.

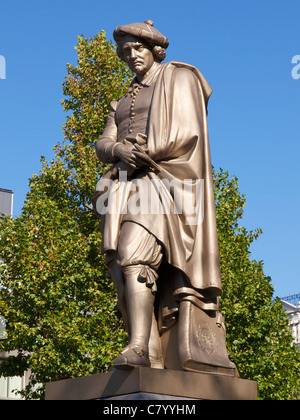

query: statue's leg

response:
[112,222,163,369]
[109,259,130,334]
[111,261,164,368]
[109,255,164,368]
[148,310,164,369]
[113,268,154,369]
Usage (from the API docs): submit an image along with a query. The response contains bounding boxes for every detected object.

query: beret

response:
[113,20,169,49]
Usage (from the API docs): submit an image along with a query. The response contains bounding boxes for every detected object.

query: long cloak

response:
[97,61,221,300]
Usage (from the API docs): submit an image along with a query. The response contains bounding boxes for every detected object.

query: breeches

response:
[116,221,163,293]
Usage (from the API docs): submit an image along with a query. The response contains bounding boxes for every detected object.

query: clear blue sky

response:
[0,0,299,299]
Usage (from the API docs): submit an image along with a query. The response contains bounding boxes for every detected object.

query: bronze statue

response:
[94,20,238,376]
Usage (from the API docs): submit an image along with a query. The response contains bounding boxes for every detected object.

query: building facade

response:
[0,188,13,216]
[0,188,27,399]
[282,299,300,349]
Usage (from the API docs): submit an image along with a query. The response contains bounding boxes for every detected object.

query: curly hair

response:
[116,38,166,63]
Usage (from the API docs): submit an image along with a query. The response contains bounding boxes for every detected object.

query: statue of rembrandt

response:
[93,20,238,376]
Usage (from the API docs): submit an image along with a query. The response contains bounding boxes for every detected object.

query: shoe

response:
[113,345,151,369]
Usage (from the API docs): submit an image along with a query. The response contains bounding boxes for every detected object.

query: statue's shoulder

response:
[165,61,202,82]
[161,61,198,82]
[168,60,198,72]
[163,60,195,73]
[164,61,213,103]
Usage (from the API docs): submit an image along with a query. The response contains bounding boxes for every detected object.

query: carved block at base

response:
[161,301,238,377]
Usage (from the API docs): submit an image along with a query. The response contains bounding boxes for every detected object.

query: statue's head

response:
[113,20,169,77]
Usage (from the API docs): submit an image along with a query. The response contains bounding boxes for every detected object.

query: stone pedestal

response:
[45,367,257,400]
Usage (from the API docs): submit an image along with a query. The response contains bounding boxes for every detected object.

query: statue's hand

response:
[113,142,150,169]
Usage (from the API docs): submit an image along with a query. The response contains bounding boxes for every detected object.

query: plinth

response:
[45,367,257,400]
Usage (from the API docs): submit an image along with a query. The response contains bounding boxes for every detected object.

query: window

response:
[0,372,25,400]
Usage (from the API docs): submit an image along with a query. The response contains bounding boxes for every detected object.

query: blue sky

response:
[0,0,299,299]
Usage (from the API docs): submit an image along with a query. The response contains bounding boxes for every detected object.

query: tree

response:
[214,170,300,399]
[0,31,299,400]
[0,31,131,399]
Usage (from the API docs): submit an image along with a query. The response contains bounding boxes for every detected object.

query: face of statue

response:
[121,35,155,78]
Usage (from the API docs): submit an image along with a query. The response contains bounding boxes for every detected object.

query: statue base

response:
[45,367,257,400]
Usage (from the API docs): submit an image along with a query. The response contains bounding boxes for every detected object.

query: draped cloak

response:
[95,61,222,309]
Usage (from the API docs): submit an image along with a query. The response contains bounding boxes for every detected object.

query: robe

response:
[94,61,221,302]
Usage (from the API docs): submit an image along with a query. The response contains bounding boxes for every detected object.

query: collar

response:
[128,62,162,93]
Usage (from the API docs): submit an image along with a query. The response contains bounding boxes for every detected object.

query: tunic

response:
[96,62,162,163]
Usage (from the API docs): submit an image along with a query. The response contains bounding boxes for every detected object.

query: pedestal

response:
[45,367,257,400]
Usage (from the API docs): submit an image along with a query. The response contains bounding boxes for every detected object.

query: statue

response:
[93,20,238,376]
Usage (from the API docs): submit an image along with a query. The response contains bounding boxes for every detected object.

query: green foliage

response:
[0,31,299,400]
[214,169,300,399]
[0,31,131,399]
